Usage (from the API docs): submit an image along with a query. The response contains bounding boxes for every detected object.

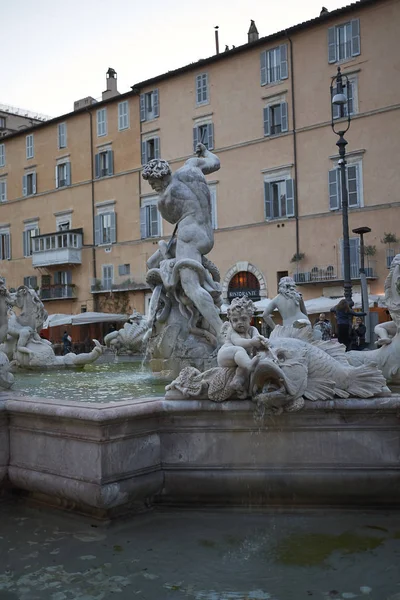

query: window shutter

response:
[32,173,37,194]
[260,51,267,85]
[196,75,202,104]
[351,19,360,56]
[281,102,288,132]
[118,103,123,130]
[154,137,160,159]
[110,212,116,243]
[54,271,61,285]
[207,123,214,150]
[0,181,6,202]
[150,204,159,237]
[107,150,114,175]
[285,179,295,217]
[5,234,10,260]
[203,73,208,102]
[94,214,101,245]
[329,168,340,210]
[279,44,288,80]
[22,175,27,197]
[140,206,147,239]
[328,26,337,63]
[347,81,354,115]
[153,89,159,118]
[264,182,271,219]
[263,107,270,136]
[141,141,147,165]
[209,186,217,229]
[140,94,146,121]
[23,231,28,257]
[332,85,340,119]
[193,126,199,152]
[95,153,100,178]
[55,165,59,188]
[66,270,72,285]
[66,162,71,185]
[347,164,359,207]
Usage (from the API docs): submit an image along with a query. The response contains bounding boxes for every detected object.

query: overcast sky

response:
[3,0,349,118]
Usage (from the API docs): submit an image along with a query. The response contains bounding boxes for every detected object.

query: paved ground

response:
[0,503,399,600]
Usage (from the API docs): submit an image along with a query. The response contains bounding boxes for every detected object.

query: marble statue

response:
[262,276,311,330]
[142,143,223,375]
[0,285,103,370]
[104,311,149,355]
[0,278,14,388]
[347,254,400,383]
[166,298,389,413]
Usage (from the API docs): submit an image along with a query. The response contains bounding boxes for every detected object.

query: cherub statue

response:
[218,296,269,394]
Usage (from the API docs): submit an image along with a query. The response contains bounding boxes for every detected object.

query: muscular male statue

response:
[262,276,311,330]
[142,142,222,339]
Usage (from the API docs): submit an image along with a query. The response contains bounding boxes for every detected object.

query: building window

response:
[193,123,214,152]
[23,275,37,289]
[26,134,34,159]
[58,123,67,149]
[260,45,288,86]
[102,265,114,290]
[0,144,5,168]
[140,89,159,122]
[263,102,288,136]
[329,162,362,210]
[208,184,217,229]
[118,263,130,276]
[95,211,116,245]
[0,230,11,260]
[196,73,209,105]
[341,237,361,279]
[23,224,39,257]
[140,198,161,239]
[0,117,6,129]
[328,19,360,63]
[55,162,71,188]
[332,76,357,119]
[0,180,6,202]
[141,137,160,164]
[96,108,107,137]
[264,177,295,220]
[22,172,37,196]
[95,149,114,178]
[118,101,129,130]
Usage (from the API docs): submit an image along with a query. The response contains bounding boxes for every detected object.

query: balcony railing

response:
[292,262,377,284]
[90,274,150,294]
[32,229,83,268]
[40,284,76,301]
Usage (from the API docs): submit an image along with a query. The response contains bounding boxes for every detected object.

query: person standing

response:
[62,330,72,355]
[330,300,366,351]
[313,313,332,341]
[352,316,367,350]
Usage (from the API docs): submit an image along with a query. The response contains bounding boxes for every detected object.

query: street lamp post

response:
[331,66,352,306]
[352,225,372,343]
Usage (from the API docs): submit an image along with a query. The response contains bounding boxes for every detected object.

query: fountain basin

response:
[1,393,400,518]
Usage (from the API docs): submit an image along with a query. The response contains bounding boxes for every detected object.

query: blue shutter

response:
[193,126,199,152]
[150,204,159,237]
[110,212,116,243]
[279,44,288,80]
[351,19,360,56]
[66,162,71,185]
[263,107,270,136]
[281,102,288,132]
[66,270,72,284]
[5,234,10,260]
[347,164,359,207]
[107,150,114,175]
[32,172,37,194]
[94,214,101,245]
[140,206,147,239]
[22,175,27,197]
[332,84,340,120]
[141,141,147,165]
[328,26,337,63]
[264,182,271,219]
[95,153,100,178]
[55,165,59,188]
[140,94,146,121]
[153,89,159,118]
[285,179,295,217]
[23,231,28,257]
[260,51,267,85]
[207,123,214,150]
[329,168,340,210]
[154,137,160,159]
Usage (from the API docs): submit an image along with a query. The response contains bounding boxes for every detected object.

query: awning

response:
[43,312,130,329]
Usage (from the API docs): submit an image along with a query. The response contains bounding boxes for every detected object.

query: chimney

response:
[215,26,220,55]
[248,20,259,43]
[102,68,120,101]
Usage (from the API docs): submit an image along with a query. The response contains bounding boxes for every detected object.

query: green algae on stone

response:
[274,531,386,567]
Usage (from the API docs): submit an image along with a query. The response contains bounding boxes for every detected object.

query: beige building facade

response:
[0,0,398,324]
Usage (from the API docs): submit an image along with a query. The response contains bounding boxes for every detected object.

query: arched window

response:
[228,271,260,301]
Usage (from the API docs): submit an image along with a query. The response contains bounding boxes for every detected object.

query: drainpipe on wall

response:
[86,108,99,312]
[288,35,300,259]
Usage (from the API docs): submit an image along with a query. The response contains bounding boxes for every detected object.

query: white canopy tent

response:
[43,312,130,329]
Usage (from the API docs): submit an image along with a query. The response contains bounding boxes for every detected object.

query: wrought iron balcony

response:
[40,284,77,301]
[32,229,83,268]
[292,262,377,285]
[90,274,150,294]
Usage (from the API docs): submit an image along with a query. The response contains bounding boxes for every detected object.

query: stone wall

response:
[0,394,399,517]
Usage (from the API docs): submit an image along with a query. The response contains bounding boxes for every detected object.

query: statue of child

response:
[218,296,269,394]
